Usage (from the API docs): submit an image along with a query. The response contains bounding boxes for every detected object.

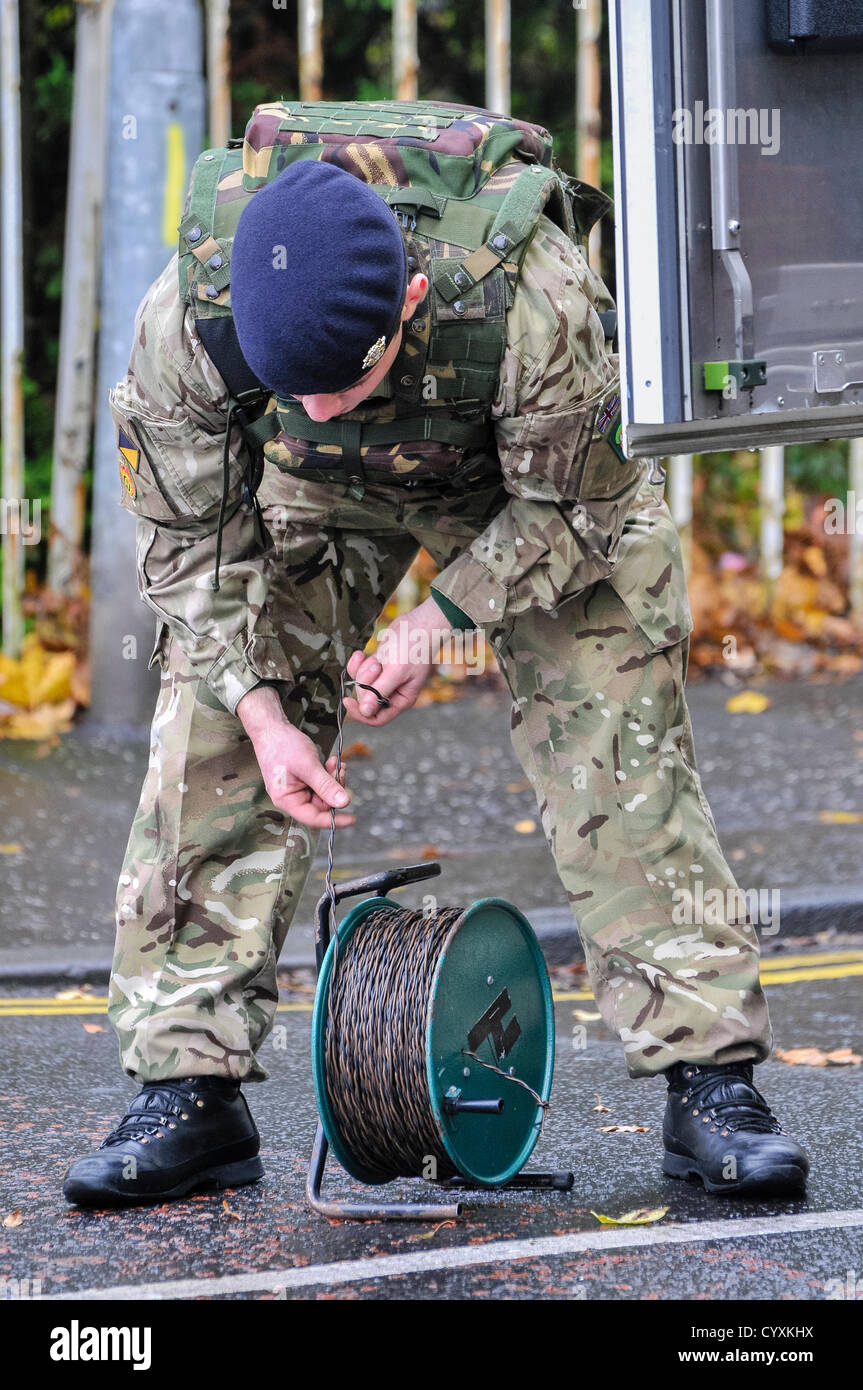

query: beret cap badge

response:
[362,335,387,372]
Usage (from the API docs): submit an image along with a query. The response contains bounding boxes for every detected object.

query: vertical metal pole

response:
[393,0,417,102]
[759,446,785,586]
[88,0,205,729]
[206,0,231,146]
[1,0,26,656]
[576,0,602,269]
[668,454,693,577]
[48,0,112,598]
[484,0,510,117]
[299,0,322,103]
[849,438,863,620]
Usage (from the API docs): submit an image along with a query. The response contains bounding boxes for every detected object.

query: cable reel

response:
[304,677,573,1221]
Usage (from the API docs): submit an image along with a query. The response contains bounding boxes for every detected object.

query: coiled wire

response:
[323,903,462,1182]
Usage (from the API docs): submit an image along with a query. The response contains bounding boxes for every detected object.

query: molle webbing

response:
[271,405,492,453]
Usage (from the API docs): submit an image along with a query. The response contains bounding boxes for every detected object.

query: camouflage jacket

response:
[109,216,642,714]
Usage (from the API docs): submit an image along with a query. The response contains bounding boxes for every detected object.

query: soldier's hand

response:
[238,687,355,829]
[343,596,448,727]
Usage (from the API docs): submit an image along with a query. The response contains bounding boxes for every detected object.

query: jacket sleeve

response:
[430,220,643,633]
[108,256,275,714]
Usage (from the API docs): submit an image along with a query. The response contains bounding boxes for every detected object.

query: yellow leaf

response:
[2,1209,23,1228]
[599,1124,650,1134]
[0,639,74,709]
[818,811,863,825]
[775,1046,829,1067]
[0,698,76,740]
[591,1207,668,1227]
[514,819,537,834]
[0,844,22,854]
[725,691,771,715]
[82,1022,105,1034]
[826,1048,862,1065]
[222,1200,242,1221]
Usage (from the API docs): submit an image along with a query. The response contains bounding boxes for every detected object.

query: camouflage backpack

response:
[177,100,612,508]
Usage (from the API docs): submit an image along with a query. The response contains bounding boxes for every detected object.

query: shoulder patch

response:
[594,390,627,464]
[118,428,139,498]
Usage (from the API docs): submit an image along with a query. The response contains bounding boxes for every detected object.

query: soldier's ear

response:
[402,273,429,317]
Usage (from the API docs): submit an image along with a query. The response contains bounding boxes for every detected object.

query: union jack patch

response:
[595,392,627,464]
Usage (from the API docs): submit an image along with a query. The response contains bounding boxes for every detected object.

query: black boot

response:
[62,1076,263,1207]
[663,1061,809,1196]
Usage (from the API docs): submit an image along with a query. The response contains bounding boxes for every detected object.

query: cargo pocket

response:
[606,494,693,652]
[109,380,239,522]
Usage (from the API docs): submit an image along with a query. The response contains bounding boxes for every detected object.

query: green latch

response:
[704,359,767,392]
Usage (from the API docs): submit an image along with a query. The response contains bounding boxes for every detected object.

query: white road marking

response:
[48,1208,863,1300]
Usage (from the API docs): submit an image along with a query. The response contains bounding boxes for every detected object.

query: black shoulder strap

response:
[196,316,265,398]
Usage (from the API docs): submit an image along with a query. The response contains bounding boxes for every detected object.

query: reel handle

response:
[314,862,442,968]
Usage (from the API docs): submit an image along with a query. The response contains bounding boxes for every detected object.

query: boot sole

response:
[663,1149,807,1196]
[63,1155,264,1208]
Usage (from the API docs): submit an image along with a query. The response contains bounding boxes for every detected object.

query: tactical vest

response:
[177,100,613,505]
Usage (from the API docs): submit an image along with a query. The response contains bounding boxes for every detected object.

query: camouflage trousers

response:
[109,463,772,1082]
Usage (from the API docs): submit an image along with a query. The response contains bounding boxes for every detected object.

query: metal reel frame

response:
[305,862,574,1222]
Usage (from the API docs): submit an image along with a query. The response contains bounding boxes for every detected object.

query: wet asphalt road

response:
[1,673,863,970]
[0,969,860,1302]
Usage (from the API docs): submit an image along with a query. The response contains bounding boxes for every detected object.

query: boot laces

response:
[684,1065,783,1136]
[99,1079,206,1148]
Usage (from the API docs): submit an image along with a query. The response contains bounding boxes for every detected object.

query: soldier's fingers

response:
[346,650,367,679]
[343,694,380,726]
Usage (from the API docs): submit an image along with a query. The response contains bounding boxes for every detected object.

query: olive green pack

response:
[177,99,612,499]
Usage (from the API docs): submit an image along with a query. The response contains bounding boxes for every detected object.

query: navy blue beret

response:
[230,161,408,396]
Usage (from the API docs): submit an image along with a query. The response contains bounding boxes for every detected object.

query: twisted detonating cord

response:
[324,670,391,1039]
[323,904,463,1181]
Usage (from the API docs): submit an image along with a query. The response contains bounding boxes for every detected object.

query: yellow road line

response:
[0,952,861,1016]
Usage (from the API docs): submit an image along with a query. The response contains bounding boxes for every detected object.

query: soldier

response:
[63,104,808,1207]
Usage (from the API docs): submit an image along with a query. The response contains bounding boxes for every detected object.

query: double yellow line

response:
[0,950,861,1016]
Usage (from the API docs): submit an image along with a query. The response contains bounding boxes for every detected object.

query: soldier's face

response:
[298,327,405,422]
[298,273,429,422]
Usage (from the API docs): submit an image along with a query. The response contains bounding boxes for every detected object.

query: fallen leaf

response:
[415,1220,458,1240]
[56,986,94,1001]
[591,1206,668,1227]
[222,1200,242,1220]
[725,690,771,715]
[514,819,537,834]
[817,811,863,825]
[825,1048,862,1065]
[574,1010,601,1022]
[82,1022,105,1034]
[802,545,828,578]
[0,844,22,854]
[775,1047,828,1067]
[340,741,373,761]
[0,698,76,740]
[592,1093,611,1114]
[505,780,531,793]
[599,1124,650,1134]
[2,1209,23,1228]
